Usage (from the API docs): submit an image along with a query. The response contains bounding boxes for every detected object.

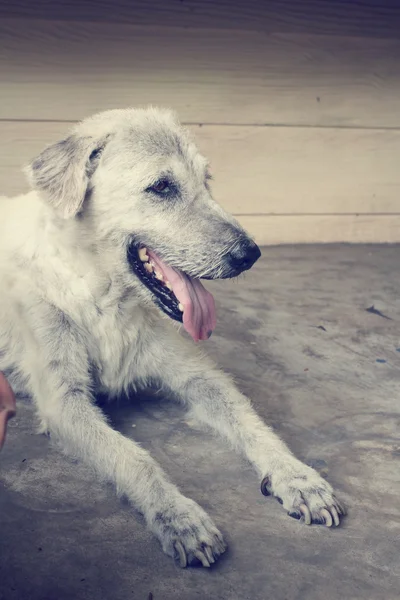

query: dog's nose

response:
[228,239,261,273]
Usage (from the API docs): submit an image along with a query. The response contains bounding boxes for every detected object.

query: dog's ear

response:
[25,135,107,219]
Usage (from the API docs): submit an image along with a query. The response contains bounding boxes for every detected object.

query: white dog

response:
[0,108,344,567]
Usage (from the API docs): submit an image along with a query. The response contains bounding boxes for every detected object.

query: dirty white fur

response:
[0,108,343,567]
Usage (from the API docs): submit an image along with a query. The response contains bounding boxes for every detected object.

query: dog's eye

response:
[89,149,101,161]
[150,180,171,194]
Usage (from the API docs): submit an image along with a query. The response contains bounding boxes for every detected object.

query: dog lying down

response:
[0,108,345,567]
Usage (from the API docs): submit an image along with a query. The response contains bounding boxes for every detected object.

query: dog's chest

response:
[84,296,152,393]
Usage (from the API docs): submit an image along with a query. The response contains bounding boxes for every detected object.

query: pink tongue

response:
[147,250,216,342]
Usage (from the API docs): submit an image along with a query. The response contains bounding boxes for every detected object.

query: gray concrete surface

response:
[1,245,400,600]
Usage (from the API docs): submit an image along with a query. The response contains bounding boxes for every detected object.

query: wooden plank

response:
[1,18,400,127]
[0,0,399,40]
[238,214,400,245]
[1,121,400,215]
[194,125,400,215]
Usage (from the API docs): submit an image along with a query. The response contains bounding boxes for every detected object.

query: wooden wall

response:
[1,0,400,244]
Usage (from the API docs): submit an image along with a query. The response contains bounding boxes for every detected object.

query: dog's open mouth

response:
[128,245,216,342]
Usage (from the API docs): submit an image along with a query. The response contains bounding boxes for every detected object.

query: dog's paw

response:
[149,497,227,568]
[261,464,346,527]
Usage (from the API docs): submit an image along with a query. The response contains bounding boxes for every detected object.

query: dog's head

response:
[26,108,261,341]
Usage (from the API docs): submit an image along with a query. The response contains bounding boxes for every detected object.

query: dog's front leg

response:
[23,303,226,567]
[148,328,345,527]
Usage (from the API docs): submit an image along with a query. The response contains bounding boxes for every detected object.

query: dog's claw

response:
[174,541,187,568]
[193,550,210,567]
[299,504,312,525]
[320,508,333,527]
[203,545,215,564]
[214,534,226,555]
[330,506,340,527]
[336,500,347,516]
[260,476,271,496]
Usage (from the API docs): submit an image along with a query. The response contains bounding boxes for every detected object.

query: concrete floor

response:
[1,245,400,600]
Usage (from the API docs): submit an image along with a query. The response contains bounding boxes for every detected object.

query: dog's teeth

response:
[138,247,149,262]
[166,281,172,290]
[178,303,184,312]
[155,270,163,281]
[144,262,153,273]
